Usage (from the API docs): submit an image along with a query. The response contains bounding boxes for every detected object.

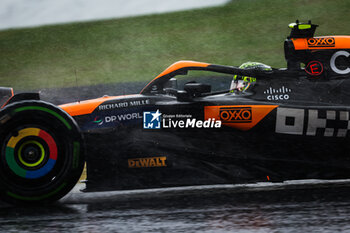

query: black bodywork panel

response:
[75,74,350,192]
[72,22,350,191]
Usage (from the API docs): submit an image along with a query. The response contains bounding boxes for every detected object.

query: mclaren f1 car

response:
[1,21,350,205]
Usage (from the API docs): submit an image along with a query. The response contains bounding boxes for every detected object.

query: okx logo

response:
[219,107,252,123]
[143,110,162,129]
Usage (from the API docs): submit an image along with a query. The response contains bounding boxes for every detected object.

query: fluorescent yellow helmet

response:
[231,62,272,92]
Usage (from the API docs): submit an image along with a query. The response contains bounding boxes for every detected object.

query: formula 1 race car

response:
[1,21,350,205]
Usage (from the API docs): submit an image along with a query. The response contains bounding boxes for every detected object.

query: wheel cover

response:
[5,127,58,179]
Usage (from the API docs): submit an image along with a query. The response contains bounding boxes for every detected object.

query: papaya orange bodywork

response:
[59,97,112,116]
[154,61,210,79]
[60,95,137,116]
[204,105,278,131]
[292,36,350,50]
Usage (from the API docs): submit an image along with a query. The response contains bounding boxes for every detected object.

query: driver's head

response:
[230,62,272,92]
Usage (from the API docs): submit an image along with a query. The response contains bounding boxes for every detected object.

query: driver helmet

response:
[230,62,272,92]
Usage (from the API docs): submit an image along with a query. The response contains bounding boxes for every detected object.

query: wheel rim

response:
[18,140,45,167]
[4,127,58,179]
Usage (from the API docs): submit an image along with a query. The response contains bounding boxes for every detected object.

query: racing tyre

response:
[0,100,84,205]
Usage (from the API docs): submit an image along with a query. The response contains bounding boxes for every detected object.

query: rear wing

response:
[285,20,350,78]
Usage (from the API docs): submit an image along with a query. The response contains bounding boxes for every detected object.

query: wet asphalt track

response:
[2,180,350,232]
[3,84,350,232]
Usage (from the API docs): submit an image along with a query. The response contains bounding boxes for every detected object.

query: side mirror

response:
[184,82,211,97]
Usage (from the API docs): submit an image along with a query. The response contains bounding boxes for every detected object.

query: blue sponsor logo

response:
[143,110,162,129]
